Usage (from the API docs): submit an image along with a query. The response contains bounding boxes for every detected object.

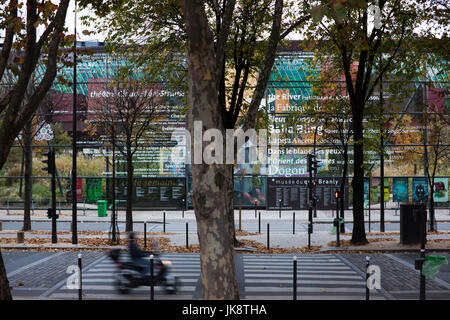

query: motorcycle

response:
[108,249,180,295]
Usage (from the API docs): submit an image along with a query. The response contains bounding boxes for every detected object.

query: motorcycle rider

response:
[127,231,150,277]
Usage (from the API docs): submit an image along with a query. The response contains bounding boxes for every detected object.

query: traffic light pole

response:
[51,149,57,244]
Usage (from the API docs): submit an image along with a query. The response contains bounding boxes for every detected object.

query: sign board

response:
[433,178,448,203]
[267,177,348,210]
[393,177,409,202]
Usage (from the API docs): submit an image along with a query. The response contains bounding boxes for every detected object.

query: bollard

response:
[267,223,270,250]
[279,200,282,219]
[150,254,154,300]
[308,221,312,250]
[17,231,24,244]
[258,212,261,234]
[293,256,297,300]
[365,256,370,300]
[186,222,189,249]
[144,222,147,249]
[163,211,166,233]
[78,254,82,300]
[419,249,426,300]
[293,212,295,235]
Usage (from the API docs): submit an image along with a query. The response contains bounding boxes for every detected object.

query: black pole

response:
[336,192,340,248]
[365,256,370,301]
[419,248,426,300]
[293,256,297,300]
[267,223,270,250]
[414,205,427,300]
[163,211,166,233]
[380,70,385,233]
[186,222,189,249]
[144,222,147,249]
[78,253,82,300]
[308,221,311,250]
[150,254,154,300]
[51,149,57,244]
[255,201,257,219]
[71,1,78,245]
[258,212,261,234]
[19,151,24,197]
[279,199,281,219]
[293,212,295,235]
[182,199,185,218]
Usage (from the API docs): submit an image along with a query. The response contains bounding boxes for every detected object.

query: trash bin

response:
[97,200,107,217]
[400,203,427,244]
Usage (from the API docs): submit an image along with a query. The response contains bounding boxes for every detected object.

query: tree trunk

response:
[351,110,368,244]
[182,0,239,299]
[23,120,33,231]
[428,177,436,232]
[0,252,12,300]
[126,150,134,232]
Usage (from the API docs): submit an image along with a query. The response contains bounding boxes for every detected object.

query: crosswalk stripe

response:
[244,262,346,267]
[48,293,195,300]
[245,286,370,293]
[244,266,351,270]
[244,295,386,300]
[244,279,366,286]
[245,274,361,279]
[58,285,197,291]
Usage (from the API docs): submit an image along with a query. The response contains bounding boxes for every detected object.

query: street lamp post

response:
[71,1,78,245]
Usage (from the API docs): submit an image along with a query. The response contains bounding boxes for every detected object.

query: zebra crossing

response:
[242,254,386,300]
[45,253,202,300]
[43,253,385,300]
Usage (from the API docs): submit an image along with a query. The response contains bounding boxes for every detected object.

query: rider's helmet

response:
[128,231,136,240]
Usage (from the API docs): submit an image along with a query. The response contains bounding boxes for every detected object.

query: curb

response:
[2,218,450,224]
[319,248,450,253]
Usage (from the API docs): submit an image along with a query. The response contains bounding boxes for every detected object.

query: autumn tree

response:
[86,63,161,233]
[419,89,449,231]
[303,0,443,244]
[80,0,314,299]
[0,0,71,300]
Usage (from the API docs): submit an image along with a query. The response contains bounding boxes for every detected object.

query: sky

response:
[65,1,106,42]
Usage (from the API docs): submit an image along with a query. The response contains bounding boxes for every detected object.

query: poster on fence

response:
[85,178,103,203]
[412,177,428,202]
[393,178,409,202]
[433,178,448,203]
[364,178,370,202]
[371,178,389,203]
[76,178,83,202]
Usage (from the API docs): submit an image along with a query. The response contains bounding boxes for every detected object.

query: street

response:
[3,251,449,300]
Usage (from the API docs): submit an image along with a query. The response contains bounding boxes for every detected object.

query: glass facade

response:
[0,44,448,210]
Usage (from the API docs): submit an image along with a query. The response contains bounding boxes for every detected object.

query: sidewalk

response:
[1,207,449,253]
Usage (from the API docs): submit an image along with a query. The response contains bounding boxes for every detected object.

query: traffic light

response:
[307,154,320,173]
[42,150,55,174]
[334,190,340,199]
